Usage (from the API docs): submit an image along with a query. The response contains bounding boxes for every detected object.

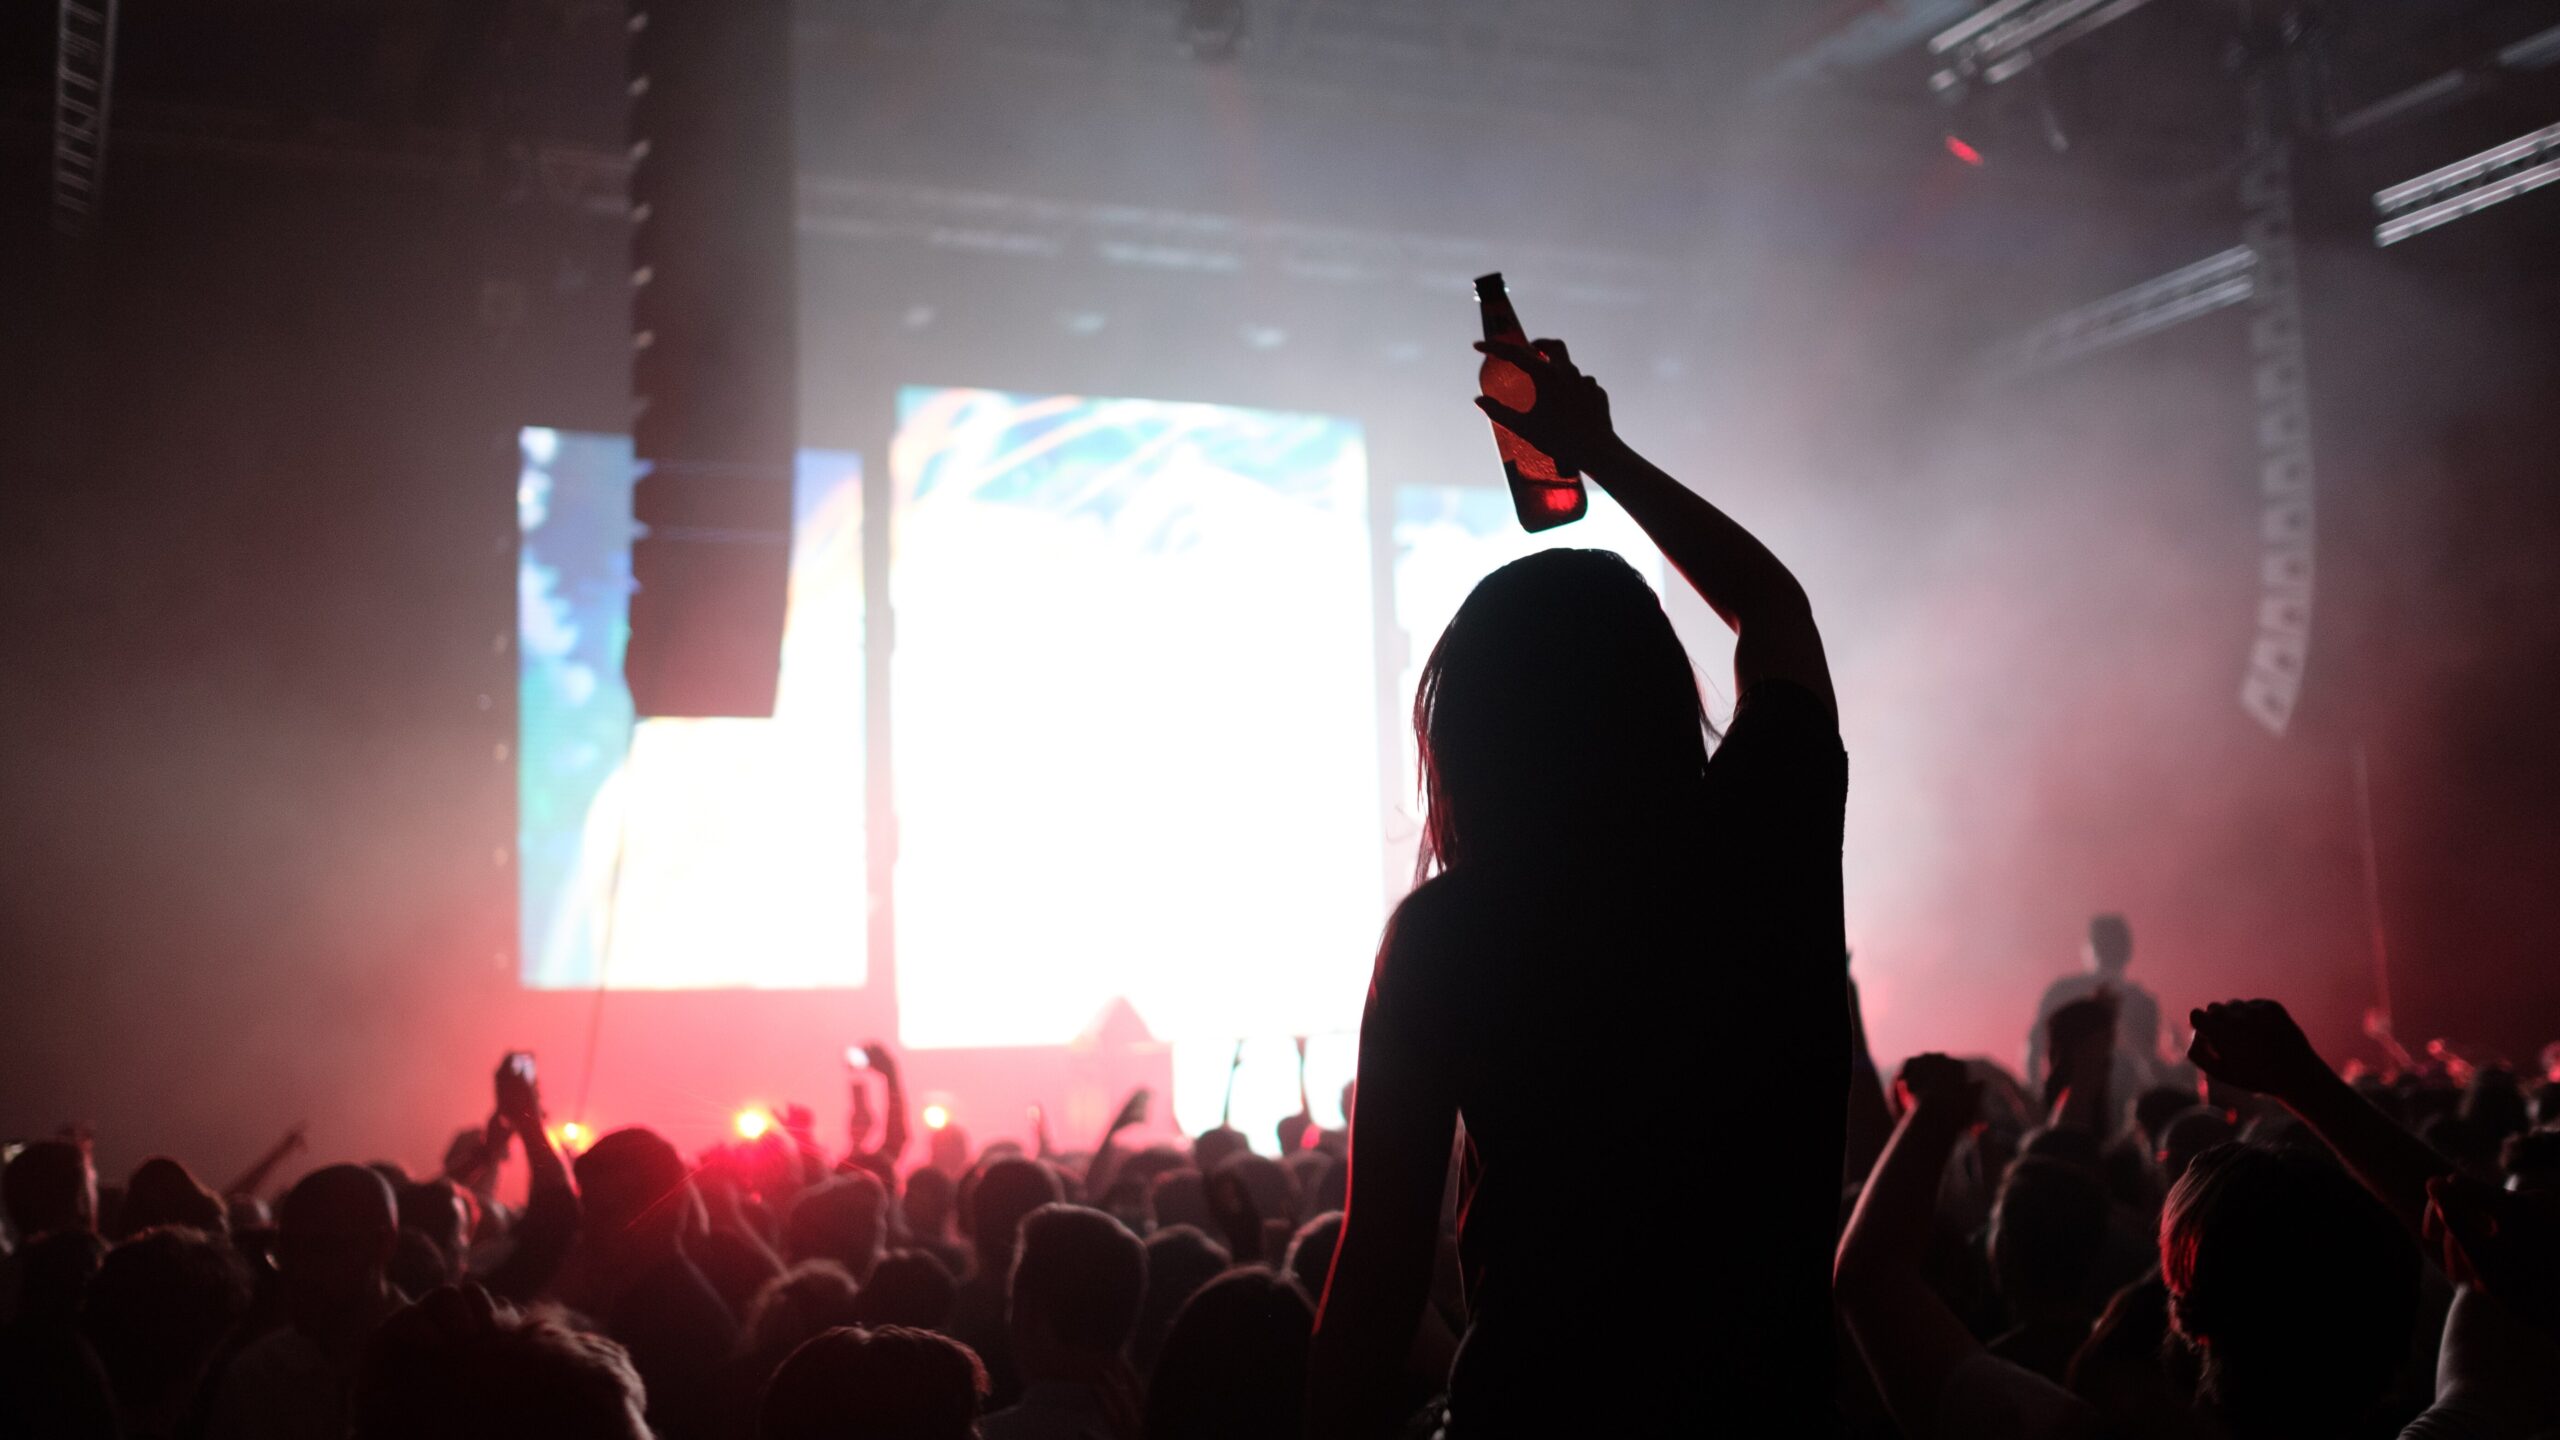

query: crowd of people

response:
[6,984,2556,1439]
[10,341,2560,1438]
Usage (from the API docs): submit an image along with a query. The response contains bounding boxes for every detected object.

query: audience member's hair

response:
[784,1173,890,1278]
[109,1157,227,1241]
[966,1157,1063,1266]
[2157,1108,2237,1186]
[1988,1157,2107,1313]
[2132,1086,2199,1147]
[2461,1066,2530,1140]
[742,1261,865,1357]
[1143,1266,1313,1440]
[902,1166,956,1238]
[1191,1127,1250,1176]
[1147,1169,1212,1233]
[1011,1204,1146,1353]
[81,1226,253,1425]
[851,1248,958,1331]
[1212,1153,1297,1228]
[397,1179,473,1265]
[1134,1225,1231,1376]
[2422,1113,2500,1180]
[573,1128,693,1245]
[759,1325,986,1440]
[5,1140,97,1240]
[353,1285,649,1440]
[1281,1211,1343,1300]
[278,1163,399,1322]
[2161,1143,2418,1435]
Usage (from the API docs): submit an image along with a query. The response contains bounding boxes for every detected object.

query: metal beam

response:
[51,0,119,238]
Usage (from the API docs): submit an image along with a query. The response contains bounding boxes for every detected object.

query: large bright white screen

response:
[890,388,1383,1060]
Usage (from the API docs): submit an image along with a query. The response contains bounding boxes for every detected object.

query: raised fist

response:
[2187,999,2328,1099]
[1894,1053,1981,1124]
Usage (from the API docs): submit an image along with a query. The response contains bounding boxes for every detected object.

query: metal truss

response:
[52,0,119,237]
[1974,244,2257,381]
[1926,0,2168,99]
[2373,119,2560,247]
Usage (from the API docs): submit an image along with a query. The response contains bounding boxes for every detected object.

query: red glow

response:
[733,1108,771,1140]
[1945,135,1984,167]
[1541,487,1580,512]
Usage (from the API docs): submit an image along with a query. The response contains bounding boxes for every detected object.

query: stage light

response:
[1945,135,1985,167]
[922,1103,951,1131]
[558,1120,587,1146]
[734,1109,772,1141]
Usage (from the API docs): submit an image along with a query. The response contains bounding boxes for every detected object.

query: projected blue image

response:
[516,428,866,989]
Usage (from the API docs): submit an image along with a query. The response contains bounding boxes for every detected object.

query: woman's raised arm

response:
[1474,338,1835,724]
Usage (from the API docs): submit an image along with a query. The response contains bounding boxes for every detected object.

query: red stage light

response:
[734,1109,772,1141]
[1945,135,1984,167]
[922,1102,951,1131]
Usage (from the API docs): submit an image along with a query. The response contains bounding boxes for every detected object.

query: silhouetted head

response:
[742,1261,864,1358]
[2155,1109,2236,1187]
[279,1164,399,1328]
[902,1166,956,1238]
[1134,1225,1231,1376]
[1191,1127,1250,1175]
[397,1178,473,1279]
[758,1325,986,1440]
[1209,1154,1295,1235]
[1281,1211,1344,1300]
[2086,914,2133,975]
[850,1248,957,1331]
[2461,1066,2531,1141]
[1142,1266,1313,1440]
[1009,1204,1145,1380]
[1989,1157,2108,1317]
[81,1227,253,1428]
[2162,1143,2417,1436]
[1147,1170,1212,1233]
[112,1157,227,1241]
[354,1285,649,1440]
[967,1156,1063,1268]
[572,1128,693,1252]
[1415,549,1704,874]
[785,1174,890,1280]
[2133,1086,2199,1148]
[4,1139,97,1240]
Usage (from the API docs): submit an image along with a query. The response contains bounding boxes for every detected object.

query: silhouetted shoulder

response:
[1366,868,1519,1054]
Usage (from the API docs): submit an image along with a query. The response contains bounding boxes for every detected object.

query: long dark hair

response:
[1413,549,1709,878]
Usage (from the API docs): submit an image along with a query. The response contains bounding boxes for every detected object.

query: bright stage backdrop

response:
[516,427,868,990]
[887,387,1384,1139]
[514,408,1685,1149]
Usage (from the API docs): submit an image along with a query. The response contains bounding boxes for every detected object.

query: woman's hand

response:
[1472,337,1617,477]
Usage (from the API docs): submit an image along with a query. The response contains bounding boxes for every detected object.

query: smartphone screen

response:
[845,1046,870,1070]
[505,1051,536,1085]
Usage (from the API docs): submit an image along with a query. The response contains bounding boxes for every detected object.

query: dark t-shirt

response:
[606,1252,740,1440]
[1370,679,1850,1437]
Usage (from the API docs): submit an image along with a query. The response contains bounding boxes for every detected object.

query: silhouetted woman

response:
[1306,339,1847,1438]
